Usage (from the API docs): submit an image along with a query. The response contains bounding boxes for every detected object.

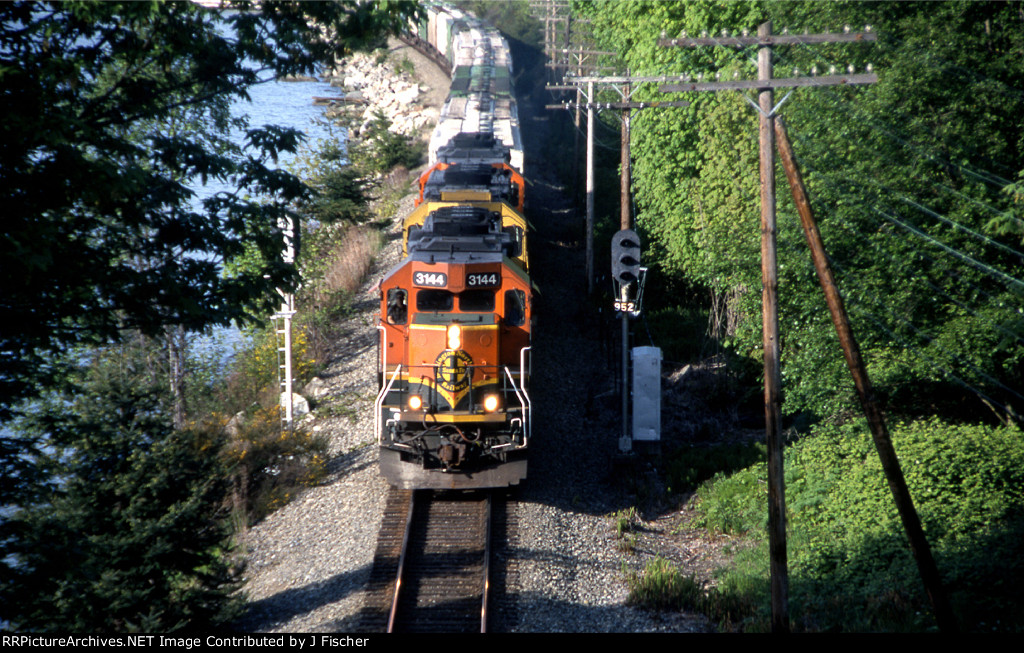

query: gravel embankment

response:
[237,38,720,634]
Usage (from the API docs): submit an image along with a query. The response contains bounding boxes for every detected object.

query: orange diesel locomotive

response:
[375,135,532,489]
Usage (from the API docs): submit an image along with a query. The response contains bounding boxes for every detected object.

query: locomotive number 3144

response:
[413,271,448,287]
[466,273,499,287]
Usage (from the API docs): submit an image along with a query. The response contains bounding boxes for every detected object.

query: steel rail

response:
[386,490,417,634]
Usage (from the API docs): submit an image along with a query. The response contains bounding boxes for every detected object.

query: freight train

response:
[374,3,531,489]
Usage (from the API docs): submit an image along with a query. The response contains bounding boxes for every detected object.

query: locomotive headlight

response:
[447,324,461,350]
[408,395,423,411]
[483,394,500,412]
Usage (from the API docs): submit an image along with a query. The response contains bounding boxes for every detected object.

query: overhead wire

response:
[796,156,1024,349]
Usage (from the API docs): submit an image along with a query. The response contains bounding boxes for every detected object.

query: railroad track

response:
[360,488,497,633]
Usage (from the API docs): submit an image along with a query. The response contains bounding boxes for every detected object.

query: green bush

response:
[223,405,329,524]
[644,305,710,363]
[350,112,425,174]
[627,557,700,611]
[667,440,765,493]
[693,417,1024,631]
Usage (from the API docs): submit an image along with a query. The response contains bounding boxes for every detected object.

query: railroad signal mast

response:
[274,214,299,434]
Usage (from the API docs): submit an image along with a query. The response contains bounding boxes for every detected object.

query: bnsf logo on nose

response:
[434,349,473,392]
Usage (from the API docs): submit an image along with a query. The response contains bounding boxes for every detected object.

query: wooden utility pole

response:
[549,78,689,294]
[755,21,787,633]
[774,117,957,633]
[587,81,594,296]
[545,46,615,210]
[620,80,631,450]
[660,21,877,633]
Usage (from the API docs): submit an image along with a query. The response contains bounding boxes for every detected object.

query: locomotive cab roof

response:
[436,132,510,166]
[420,163,518,206]
[407,206,514,257]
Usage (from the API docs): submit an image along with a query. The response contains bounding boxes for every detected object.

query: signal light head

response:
[611,228,642,286]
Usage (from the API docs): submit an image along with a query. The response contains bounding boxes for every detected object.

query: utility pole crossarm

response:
[660,73,877,93]
[659,30,876,48]
[567,74,698,84]
[546,101,690,111]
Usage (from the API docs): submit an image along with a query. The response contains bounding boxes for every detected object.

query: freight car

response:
[374,3,530,489]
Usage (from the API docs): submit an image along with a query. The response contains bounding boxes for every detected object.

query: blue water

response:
[194,75,345,198]
[194,76,346,362]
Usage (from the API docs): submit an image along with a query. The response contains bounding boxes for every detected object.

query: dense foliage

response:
[0,0,411,417]
[3,339,242,631]
[576,0,1024,423]
[572,0,1024,632]
[694,419,1024,631]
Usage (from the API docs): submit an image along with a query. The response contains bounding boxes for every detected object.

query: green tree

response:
[2,340,241,632]
[0,0,414,630]
[0,0,414,419]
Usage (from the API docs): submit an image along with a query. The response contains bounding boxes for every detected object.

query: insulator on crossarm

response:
[866,63,874,73]
[847,64,855,73]
[782,27,789,35]
[811,65,818,75]
[661,30,667,39]
[721,29,728,37]
[829,65,836,74]
[701,30,708,38]
[742,28,749,37]
[844,24,851,33]
[865,25,873,32]
[793,68,800,76]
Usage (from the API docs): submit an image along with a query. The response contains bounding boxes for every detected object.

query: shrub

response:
[350,112,425,173]
[627,557,704,612]
[693,417,1024,631]
[222,406,329,524]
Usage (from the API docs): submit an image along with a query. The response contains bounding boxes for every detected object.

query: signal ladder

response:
[273,291,296,433]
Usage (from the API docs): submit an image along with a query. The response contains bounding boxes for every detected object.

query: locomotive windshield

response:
[416,289,453,311]
[459,289,495,312]
[504,289,526,326]
[414,288,497,313]
[386,288,408,324]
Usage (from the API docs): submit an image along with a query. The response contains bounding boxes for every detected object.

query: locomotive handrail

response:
[375,364,403,445]
[519,346,531,440]
[379,358,529,449]
[503,365,529,447]
[519,346,531,391]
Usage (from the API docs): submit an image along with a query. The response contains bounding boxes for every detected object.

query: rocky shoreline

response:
[316,47,443,141]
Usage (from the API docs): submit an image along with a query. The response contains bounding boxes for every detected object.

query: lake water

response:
[193,74,346,365]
